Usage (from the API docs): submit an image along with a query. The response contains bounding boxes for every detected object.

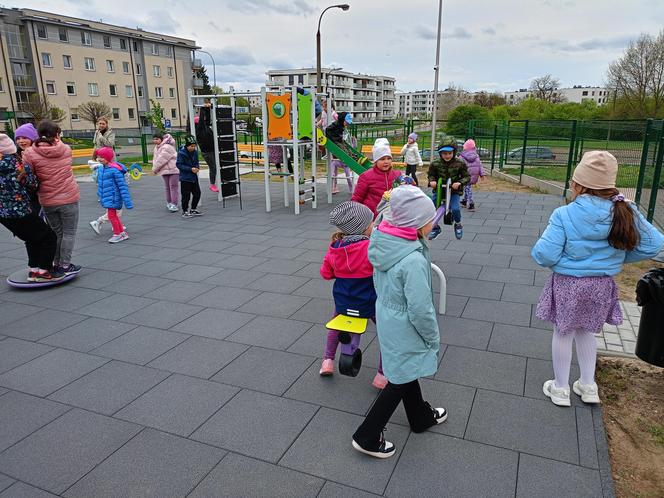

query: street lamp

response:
[316,4,350,95]
[196,49,217,90]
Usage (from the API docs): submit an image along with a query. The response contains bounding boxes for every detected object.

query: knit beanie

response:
[408,133,418,141]
[463,139,476,151]
[185,135,197,147]
[572,151,618,190]
[373,145,392,162]
[0,133,17,155]
[373,138,390,148]
[385,185,436,229]
[14,123,39,142]
[329,201,373,235]
[96,146,115,162]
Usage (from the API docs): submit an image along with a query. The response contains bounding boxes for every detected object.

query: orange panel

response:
[266,94,293,140]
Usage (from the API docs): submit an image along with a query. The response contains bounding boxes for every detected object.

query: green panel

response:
[297,93,313,140]
[320,135,371,176]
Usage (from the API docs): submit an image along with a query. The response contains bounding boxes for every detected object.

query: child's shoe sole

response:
[352,439,395,459]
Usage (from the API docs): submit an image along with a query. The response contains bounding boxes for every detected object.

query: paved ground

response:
[0,178,614,497]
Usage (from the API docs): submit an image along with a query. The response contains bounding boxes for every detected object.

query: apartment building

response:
[266,68,396,123]
[0,7,199,131]
[397,90,436,117]
[504,86,611,105]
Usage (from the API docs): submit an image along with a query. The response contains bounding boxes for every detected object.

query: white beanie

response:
[385,185,436,229]
[373,138,390,148]
[372,144,392,162]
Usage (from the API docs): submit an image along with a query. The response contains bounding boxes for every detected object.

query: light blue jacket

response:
[532,195,664,276]
[368,227,440,384]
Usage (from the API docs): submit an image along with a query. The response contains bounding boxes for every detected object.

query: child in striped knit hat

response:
[320,201,387,389]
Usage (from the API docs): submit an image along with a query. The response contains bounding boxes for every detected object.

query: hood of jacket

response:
[325,239,373,278]
[369,226,424,272]
[161,134,175,146]
[460,150,479,162]
[107,162,127,173]
[30,140,70,159]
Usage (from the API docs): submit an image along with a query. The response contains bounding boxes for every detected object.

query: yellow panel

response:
[325,315,368,334]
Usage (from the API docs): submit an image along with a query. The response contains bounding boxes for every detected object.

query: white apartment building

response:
[0,7,199,131]
[397,90,436,117]
[504,86,611,105]
[266,68,396,123]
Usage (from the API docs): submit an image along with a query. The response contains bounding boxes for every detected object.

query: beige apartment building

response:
[0,7,200,131]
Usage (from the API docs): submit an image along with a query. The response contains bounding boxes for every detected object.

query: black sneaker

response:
[190,209,203,216]
[428,225,442,241]
[468,202,475,212]
[182,211,192,219]
[460,199,467,207]
[352,429,396,459]
[59,264,81,275]
[427,402,448,424]
[454,223,463,240]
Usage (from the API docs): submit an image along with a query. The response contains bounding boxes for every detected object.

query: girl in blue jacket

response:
[352,185,447,459]
[96,147,133,243]
[177,136,202,218]
[532,151,664,407]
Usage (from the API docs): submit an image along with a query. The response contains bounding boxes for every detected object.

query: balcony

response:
[192,58,203,69]
[193,78,204,89]
[13,75,35,90]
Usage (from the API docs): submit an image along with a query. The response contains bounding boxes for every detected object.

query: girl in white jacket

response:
[400,133,423,186]
[151,133,179,212]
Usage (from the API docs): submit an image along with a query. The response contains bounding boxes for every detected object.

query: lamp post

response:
[316,4,350,95]
[429,0,443,164]
[197,49,217,90]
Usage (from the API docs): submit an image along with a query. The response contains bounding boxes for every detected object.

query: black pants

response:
[405,164,419,185]
[181,180,201,212]
[353,379,436,449]
[1,214,57,270]
[202,150,216,185]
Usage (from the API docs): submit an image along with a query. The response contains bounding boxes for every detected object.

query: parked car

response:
[420,144,491,162]
[505,146,556,160]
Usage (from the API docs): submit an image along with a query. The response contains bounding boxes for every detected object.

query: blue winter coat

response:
[97,163,133,210]
[368,227,440,384]
[532,195,664,276]
[176,146,200,183]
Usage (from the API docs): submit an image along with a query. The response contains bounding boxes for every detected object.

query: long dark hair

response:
[577,185,640,251]
[34,120,61,146]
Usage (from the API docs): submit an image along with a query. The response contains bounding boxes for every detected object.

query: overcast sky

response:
[18,0,664,93]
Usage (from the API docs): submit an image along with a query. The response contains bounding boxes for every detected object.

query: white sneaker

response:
[543,380,571,407]
[573,380,601,404]
[168,203,179,212]
[108,231,129,244]
[89,220,101,235]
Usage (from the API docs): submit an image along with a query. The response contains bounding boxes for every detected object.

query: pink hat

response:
[96,146,115,162]
[194,116,200,124]
[0,133,17,155]
[463,139,476,151]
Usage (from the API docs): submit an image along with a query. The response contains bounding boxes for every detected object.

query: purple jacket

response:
[460,149,485,185]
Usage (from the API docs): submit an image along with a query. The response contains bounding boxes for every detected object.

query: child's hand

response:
[452,182,461,190]
[192,167,199,174]
[429,180,437,189]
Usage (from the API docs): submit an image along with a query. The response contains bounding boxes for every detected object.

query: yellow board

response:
[325,314,368,334]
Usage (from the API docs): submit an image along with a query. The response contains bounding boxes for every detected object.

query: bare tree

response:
[607,31,664,117]
[473,91,507,109]
[529,75,565,102]
[436,84,473,118]
[77,101,111,127]
[19,96,66,124]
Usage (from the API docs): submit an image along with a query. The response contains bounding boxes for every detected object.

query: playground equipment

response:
[6,269,77,288]
[128,163,143,180]
[325,313,368,377]
[435,178,453,225]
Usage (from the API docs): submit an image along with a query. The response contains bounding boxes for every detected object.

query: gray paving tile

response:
[213,346,314,396]
[121,301,203,329]
[190,286,261,310]
[428,249,465,264]
[386,431,518,498]
[0,482,59,497]
[64,428,224,498]
[0,475,13,494]
[251,258,310,276]
[501,283,543,304]
[222,242,272,256]
[510,255,542,270]
[38,318,137,352]
[0,391,70,452]
[516,454,602,498]
[440,263,483,279]
[0,408,140,495]
[145,248,193,262]
[0,338,53,374]
[247,273,310,294]
[437,315,493,350]
[478,266,535,285]
[77,294,155,319]
[192,389,318,462]
[466,390,579,464]
[48,361,169,415]
[91,326,188,364]
[462,298,532,326]
[115,374,238,436]
[446,277,504,300]
[530,305,553,330]
[293,261,325,278]
[214,254,268,270]
[489,324,554,361]
[473,233,519,245]
[577,406,599,469]
[524,358,581,404]
[205,268,264,288]
[0,302,46,324]
[148,337,248,378]
[1,310,88,341]
[226,316,311,350]
[286,324,334,358]
[237,292,310,319]
[171,309,254,339]
[460,252,512,268]
[128,260,185,276]
[142,280,215,303]
[317,482,380,497]
[161,264,223,282]
[0,349,108,397]
[534,270,552,286]
[189,452,324,498]
[437,346,526,395]
[101,275,171,296]
[491,243,533,256]
[280,407,409,495]
[289,297,332,323]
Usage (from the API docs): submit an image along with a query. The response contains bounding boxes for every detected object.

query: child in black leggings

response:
[176,136,203,218]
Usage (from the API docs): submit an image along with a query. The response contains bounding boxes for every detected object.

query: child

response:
[319,201,387,389]
[88,162,124,235]
[195,99,218,192]
[151,132,179,212]
[427,137,470,241]
[14,123,40,215]
[351,143,402,216]
[177,136,203,218]
[325,112,365,165]
[352,185,446,458]
[400,133,423,186]
[95,147,133,243]
[532,151,664,407]
[459,139,485,211]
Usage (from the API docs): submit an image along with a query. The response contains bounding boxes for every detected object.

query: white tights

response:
[552,328,597,389]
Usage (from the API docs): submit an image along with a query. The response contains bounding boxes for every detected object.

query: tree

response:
[446,104,490,136]
[78,101,111,127]
[473,91,506,109]
[529,74,565,103]
[606,31,664,117]
[194,67,213,95]
[146,99,165,132]
[19,96,66,124]
[436,84,473,118]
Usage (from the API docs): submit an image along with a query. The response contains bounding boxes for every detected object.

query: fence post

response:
[467,119,474,140]
[635,118,654,206]
[491,124,498,171]
[499,121,508,170]
[519,120,529,180]
[563,120,578,198]
[140,134,148,164]
[647,131,664,222]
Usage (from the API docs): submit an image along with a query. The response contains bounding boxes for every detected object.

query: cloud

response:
[415,26,472,40]
[208,21,231,33]
[226,0,315,16]
[205,46,256,66]
[539,35,633,52]
[415,25,437,40]
[482,27,496,36]
[78,8,181,34]
[448,27,472,39]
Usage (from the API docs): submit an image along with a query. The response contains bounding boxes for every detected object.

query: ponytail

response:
[330,231,344,243]
[34,120,61,146]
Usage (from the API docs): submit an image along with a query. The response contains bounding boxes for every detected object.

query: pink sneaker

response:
[209,184,219,193]
[372,373,388,389]
[319,359,334,376]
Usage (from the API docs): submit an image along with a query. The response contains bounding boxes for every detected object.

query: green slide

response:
[316,129,371,176]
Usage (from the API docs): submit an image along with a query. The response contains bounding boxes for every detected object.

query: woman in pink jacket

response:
[152,132,179,212]
[23,120,81,274]
[351,143,402,217]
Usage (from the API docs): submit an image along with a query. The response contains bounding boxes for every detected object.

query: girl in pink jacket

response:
[152,133,179,212]
[351,143,402,216]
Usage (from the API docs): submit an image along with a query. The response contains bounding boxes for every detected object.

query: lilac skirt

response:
[536,273,622,335]
[268,145,284,164]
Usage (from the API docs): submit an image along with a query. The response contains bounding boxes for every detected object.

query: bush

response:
[446,105,490,136]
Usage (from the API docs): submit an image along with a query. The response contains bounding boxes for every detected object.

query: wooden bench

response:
[359,145,405,166]
[71,148,94,158]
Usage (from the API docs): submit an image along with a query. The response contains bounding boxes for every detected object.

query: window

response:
[88,82,99,96]
[103,35,111,48]
[122,61,130,74]
[171,108,176,118]
[128,108,135,119]
[59,27,68,42]
[592,91,595,96]
[63,55,72,69]
[153,65,161,77]
[109,84,117,96]
[168,87,175,98]
[70,109,80,121]
[137,86,144,97]
[36,24,47,39]
[112,107,120,120]
[167,66,173,78]
[66,81,76,95]
[151,43,159,55]
[132,40,139,52]
[165,46,172,56]
[81,31,92,46]
[106,60,114,73]
[155,86,163,98]
[136,63,142,75]
[125,85,133,97]
[84,57,95,71]
[120,39,127,51]
[582,90,588,96]
[0,78,3,92]
[45,80,56,94]
[41,53,52,67]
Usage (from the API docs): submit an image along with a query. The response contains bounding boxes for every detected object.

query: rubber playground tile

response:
[500,283,543,304]
[91,326,188,365]
[161,264,223,282]
[0,338,53,374]
[288,297,332,323]
[77,294,155,320]
[516,454,602,498]
[171,309,254,340]
[142,280,215,303]
[127,260,185,277]
[0,475,14,494]
[2,309,88,342]
[226,316,312,350]
[530,305,553,330]
[478,266,535,285]
[436,315,494,350]
[0,302,48,324]
[121,301,203,329]
[317,482,381,498]
[462,298,532,327]
[446,277,504,300]
[100,274,172,297]
[38,317,136,352]
[286,323,333,358]
[0,482,59,497]
[236,292,310,319]
[524,357,582,406]
[246,273,310,294]
[489,323,555,361]
[213,254,268,271]
[205,268,264,288]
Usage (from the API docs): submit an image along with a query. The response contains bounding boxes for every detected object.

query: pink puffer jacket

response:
[151,134,179,176]
[351,165,402,216]
[23,140,79,207]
